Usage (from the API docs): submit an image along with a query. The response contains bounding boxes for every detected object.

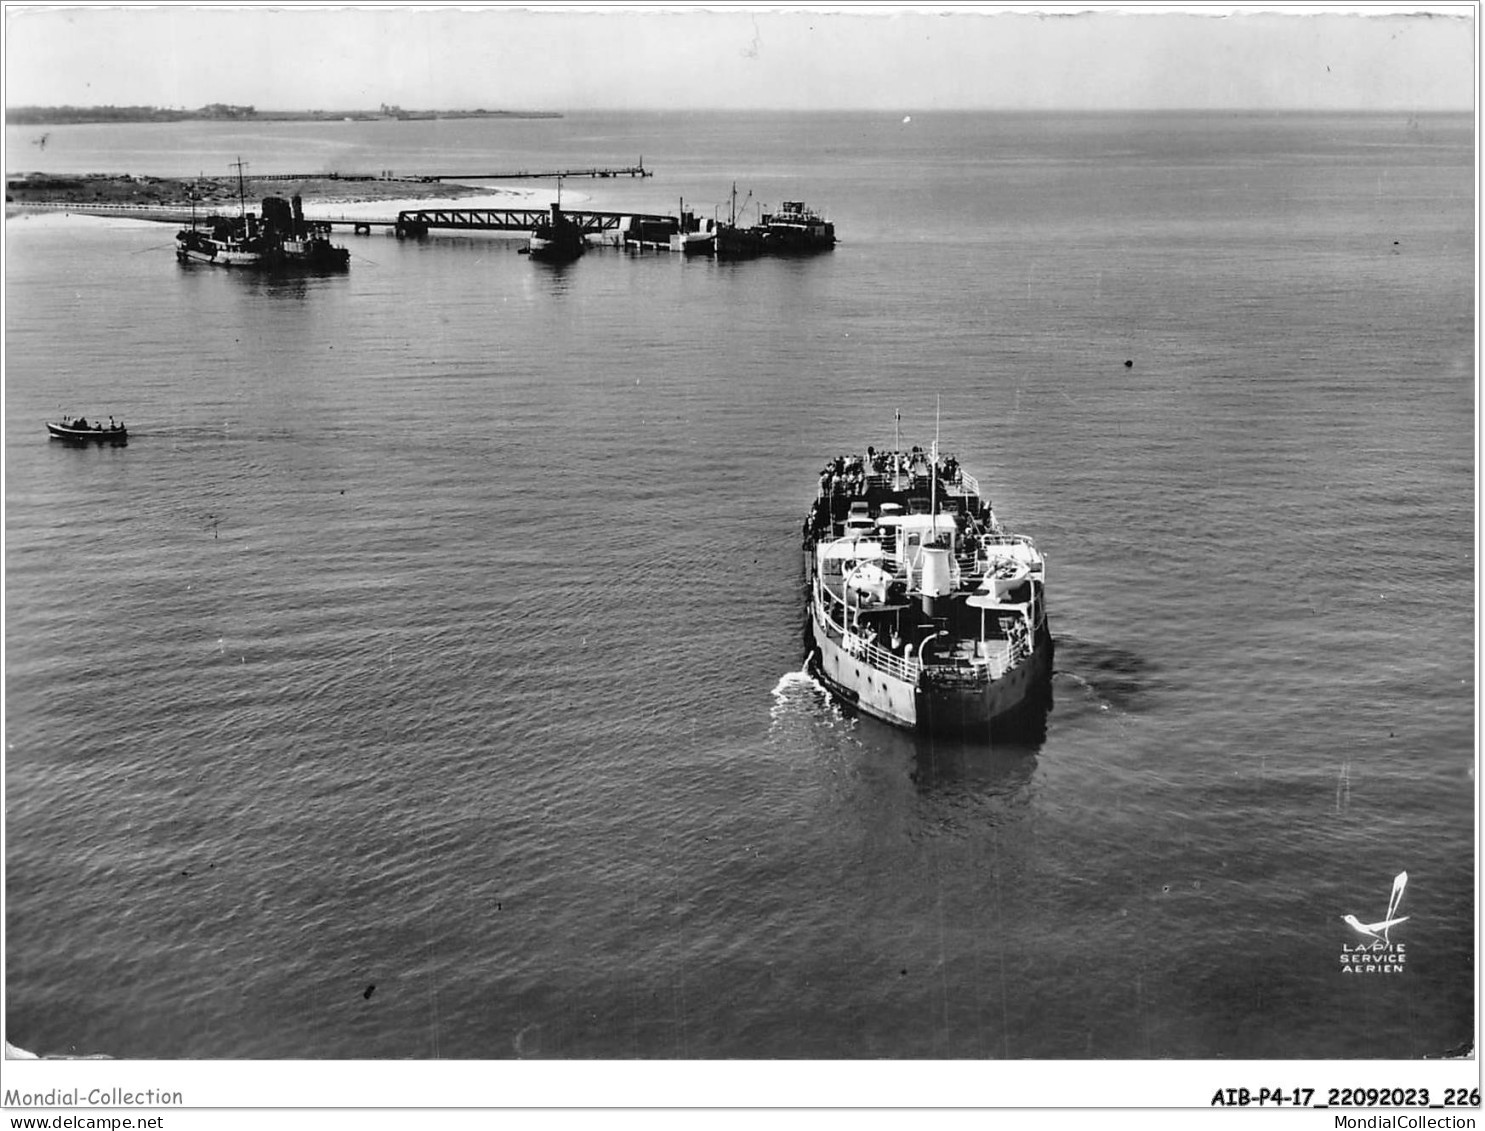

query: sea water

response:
[4,111,1474,1058]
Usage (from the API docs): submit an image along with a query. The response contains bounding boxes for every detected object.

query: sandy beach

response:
[299,183,570,220]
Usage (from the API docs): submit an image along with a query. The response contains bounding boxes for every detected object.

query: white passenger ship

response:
[802,433,1052,733]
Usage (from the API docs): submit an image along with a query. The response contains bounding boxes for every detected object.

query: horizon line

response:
[6,104,1472,115]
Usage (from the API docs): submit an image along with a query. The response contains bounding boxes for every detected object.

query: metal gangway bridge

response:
[382,206,673,238]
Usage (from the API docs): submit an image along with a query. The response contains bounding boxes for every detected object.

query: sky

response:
[2,4,1476,113]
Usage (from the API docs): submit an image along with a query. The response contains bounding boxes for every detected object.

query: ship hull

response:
[714,226,765,259]
[916,625,1054,733]
[669,232,715,255]
[808,616,920,727]
[808,611,1052,733]
[527,228,585,261]
[47,423,128,444]
[177,238,346,270]
[280,239,350,270]
[527,238,585,262]
[175,240,265,267]
[763,228,836,253]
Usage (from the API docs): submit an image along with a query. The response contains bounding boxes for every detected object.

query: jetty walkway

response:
[252,163,651,183]
[7,200,683,240]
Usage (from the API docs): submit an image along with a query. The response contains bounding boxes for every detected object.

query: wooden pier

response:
[253,163,651,183]
[416,164,651,181]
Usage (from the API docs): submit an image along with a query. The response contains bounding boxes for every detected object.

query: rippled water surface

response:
[5,111,1474,1059]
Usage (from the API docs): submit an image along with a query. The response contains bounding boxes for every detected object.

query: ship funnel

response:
[260,196,293,233]
[919,546,953,598]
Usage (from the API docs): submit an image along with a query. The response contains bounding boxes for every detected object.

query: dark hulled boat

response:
[710,188,836,257]
[760,200,836,252]
[48,417,128,443]
[261,195,350,270]
[527,201,587,262]
[713,183,765,259]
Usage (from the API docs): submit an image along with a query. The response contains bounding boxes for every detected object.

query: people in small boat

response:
[75,416,88,430]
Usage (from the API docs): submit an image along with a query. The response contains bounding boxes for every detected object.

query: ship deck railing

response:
[818,558,1034,682]
[815,579,921,684]
[850,469,981,499]
[845,630,922,684]
[979,531,1037,550]
[816,574,1030,684]
[921,636,1026,684]
[820,587,1028,684]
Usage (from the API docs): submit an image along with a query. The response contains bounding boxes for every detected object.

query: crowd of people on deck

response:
[816,447,965,499]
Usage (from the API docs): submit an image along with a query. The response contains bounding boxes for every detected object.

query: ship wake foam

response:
[768,663,839,725]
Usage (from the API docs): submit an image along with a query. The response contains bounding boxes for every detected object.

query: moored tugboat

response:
[802,420,1052,733]
[760,199,836,252]
[262,195,350,270]
[176,157,270,267]
[526,201,587,262]
[175,212,272,266]
[713,183,765,259]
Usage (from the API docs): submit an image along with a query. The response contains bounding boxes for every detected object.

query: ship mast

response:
[230,157,248,220]
[893,409,902,489]
[931,396,940,518]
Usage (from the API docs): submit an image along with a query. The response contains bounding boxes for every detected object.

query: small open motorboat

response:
[48,417,128,443]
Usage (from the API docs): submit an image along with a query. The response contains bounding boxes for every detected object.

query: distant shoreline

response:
[7,107,561,127]
[5,173,496,210]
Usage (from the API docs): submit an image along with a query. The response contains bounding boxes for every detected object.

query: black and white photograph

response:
[2,2,1477,1126]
